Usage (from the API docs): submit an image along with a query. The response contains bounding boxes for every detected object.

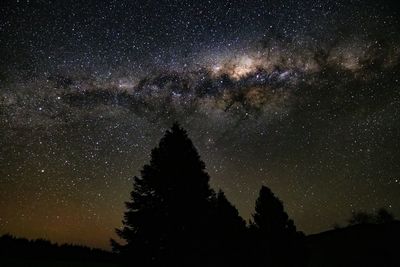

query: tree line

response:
[0,234,114,262]
[111,123,307,267]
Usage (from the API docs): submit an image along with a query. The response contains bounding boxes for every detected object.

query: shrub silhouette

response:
[348,208,395,226]
[348,211,376,225]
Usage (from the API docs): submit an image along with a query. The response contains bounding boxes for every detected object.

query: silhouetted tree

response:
[250,185,307,267]
[211,190,247,266]
[348,211,375,225]
[111,123,216,267]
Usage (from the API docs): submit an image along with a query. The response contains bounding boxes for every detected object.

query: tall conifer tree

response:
[112,123,215,267]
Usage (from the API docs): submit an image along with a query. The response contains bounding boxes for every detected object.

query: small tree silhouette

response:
[111,123,216,267]
[250,185,307,267]
[376,208,395,224]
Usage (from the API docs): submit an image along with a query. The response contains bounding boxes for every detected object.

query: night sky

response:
[1,0,400,249]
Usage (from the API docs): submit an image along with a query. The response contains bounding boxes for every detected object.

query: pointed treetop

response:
[171,121,183,132]
[252,185,294,235]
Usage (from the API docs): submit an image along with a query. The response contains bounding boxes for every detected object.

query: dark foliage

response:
[348,208,396,226]
[0,234,114,263]
[348,211,376,225]
[112,123,217,267]
[210,190,247,266]
[376,208,395,224]
[250,186,308,267]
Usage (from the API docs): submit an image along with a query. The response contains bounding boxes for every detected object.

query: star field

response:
[1,0,400,249]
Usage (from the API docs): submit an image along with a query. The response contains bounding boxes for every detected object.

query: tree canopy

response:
[112,123,219,266]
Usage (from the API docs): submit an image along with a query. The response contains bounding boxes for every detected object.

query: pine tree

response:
[212,190,247,266]
[214,190,246,233]
[250,185,307,267]
[111,123,215,267]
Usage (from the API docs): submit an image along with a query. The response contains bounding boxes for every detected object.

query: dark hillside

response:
[0,234,117,267]
[307,221,400,267]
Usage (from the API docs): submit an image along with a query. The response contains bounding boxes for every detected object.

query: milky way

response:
[1,0,400,249]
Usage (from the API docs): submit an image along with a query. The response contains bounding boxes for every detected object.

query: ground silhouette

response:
[0,234,115,266]
[307,221,400,267]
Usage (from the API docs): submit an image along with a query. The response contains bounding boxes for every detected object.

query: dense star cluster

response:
[1,0,400,249]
